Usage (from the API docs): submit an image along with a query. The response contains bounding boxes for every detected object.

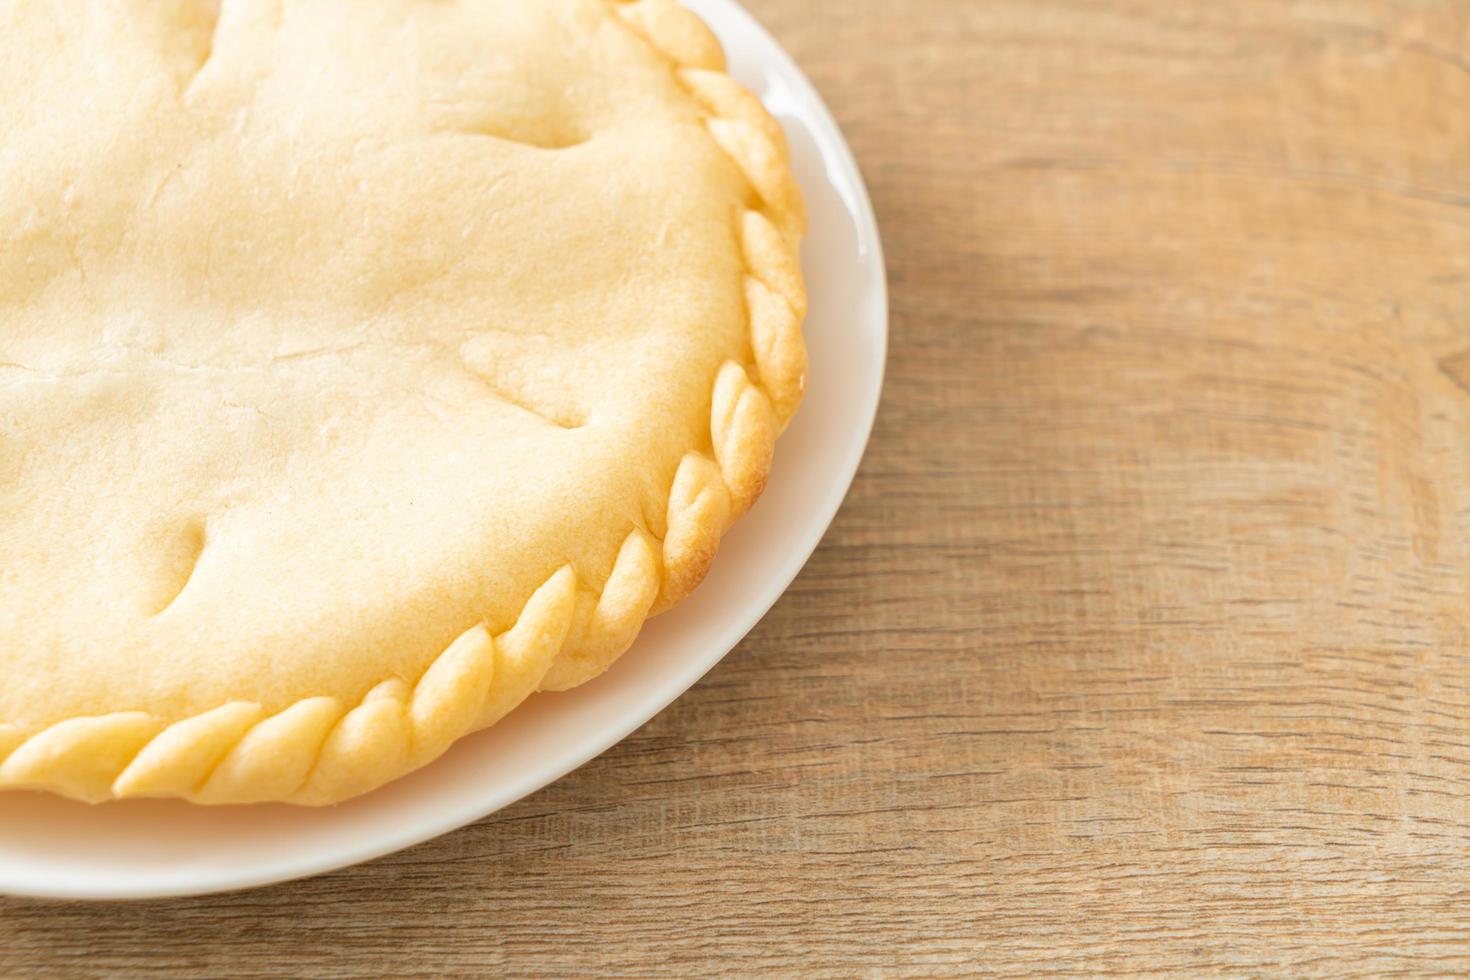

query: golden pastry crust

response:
[0,0,805,804]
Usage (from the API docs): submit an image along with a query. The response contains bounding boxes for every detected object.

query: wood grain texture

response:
[7,0,1470,974]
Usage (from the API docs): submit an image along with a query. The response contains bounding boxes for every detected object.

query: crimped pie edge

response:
[0,0,808,805]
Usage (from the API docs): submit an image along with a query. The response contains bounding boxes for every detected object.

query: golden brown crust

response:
[0,0,806,805]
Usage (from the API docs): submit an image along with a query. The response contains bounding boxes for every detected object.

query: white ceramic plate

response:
[0,0,887,901]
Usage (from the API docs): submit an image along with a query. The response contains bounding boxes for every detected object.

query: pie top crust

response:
[0,0,806,804]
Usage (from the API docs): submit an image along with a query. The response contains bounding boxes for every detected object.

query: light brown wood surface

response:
[8,0,1470,974]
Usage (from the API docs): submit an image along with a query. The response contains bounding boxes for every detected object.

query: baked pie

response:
[0,0,805,804]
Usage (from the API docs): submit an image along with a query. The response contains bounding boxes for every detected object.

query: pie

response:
[0,0,806,804]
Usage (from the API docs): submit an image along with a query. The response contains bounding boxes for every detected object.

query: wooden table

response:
[8,0,1470,974]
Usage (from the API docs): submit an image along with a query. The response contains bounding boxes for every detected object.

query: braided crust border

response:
[0,0,807,805]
